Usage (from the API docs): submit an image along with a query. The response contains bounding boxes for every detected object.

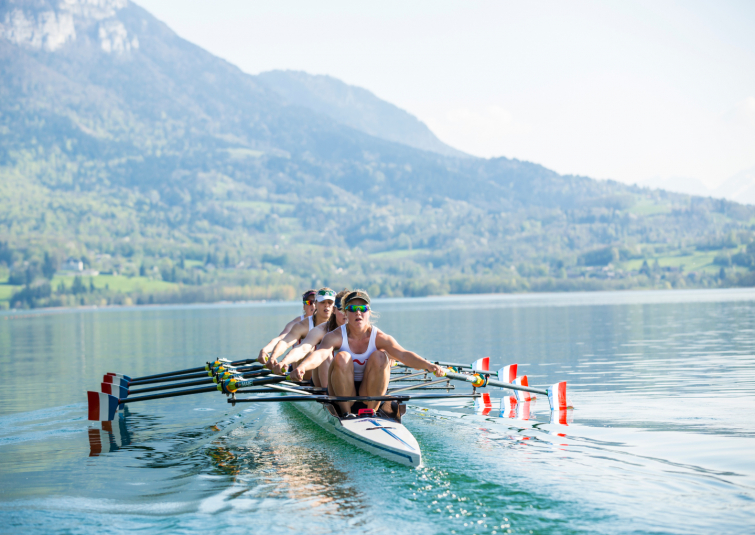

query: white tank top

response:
[339,324,379,381]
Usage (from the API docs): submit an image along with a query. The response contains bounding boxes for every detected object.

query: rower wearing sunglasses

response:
[262,288,336,375]
[290,289,445,416]
[257,289,317,364]
[270,288,350,387]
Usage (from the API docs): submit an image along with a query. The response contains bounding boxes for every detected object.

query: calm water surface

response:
[1,289,754,534]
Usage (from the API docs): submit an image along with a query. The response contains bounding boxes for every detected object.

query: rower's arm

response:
[279,327,324,366]
[278,316,302,337]
[294,330,341,373]
[261,334,284,355]
[269,323,305,363]
[377,333,444,376]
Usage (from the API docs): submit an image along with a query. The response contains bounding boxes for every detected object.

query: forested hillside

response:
[2,0,754,309]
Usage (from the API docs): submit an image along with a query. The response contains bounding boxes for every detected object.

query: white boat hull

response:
[288,401,422,467]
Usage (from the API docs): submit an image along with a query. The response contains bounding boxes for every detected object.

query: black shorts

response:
[351,380,366,412]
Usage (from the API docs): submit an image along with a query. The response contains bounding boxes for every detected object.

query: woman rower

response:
[263,288,335,375]
[257,289,316,364]
[291,289,444,416]
[271,288,350,387]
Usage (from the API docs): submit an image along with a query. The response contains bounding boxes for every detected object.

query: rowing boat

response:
[289,399,422,467]
[88,357,570,468]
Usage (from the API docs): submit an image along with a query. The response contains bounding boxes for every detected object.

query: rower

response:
[271,288,350,386]
[290,289,444,416]
[257,289,316,364]
[264,288,336,375]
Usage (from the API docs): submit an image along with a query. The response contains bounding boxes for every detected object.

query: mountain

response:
[714,166,755,206]
[640,176,712,198]
[257,70,469,159]
[1,0,754,309]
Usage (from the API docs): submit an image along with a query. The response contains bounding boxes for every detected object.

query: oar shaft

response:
[444,371,547,396]
[228,392,479,403]
[120,374,284,403]
[129,365,262,386]
[120,384,219,403]
[129,369,272,394]
[131,359,258,381]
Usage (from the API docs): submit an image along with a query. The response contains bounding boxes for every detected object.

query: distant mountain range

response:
[641,167,755,206]
[1,0,754,308]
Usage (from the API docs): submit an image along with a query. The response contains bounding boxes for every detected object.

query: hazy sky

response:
[138,0,755,188]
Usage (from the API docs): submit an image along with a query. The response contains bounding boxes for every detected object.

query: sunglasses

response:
[303,299,315,306]
[345,304,370,313]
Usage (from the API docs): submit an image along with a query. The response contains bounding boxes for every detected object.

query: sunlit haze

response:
[136,0,755,189]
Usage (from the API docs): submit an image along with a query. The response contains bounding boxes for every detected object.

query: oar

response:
[123,358,260,382]
[128,369,272,395]
[87,374,291,421]
[443,370,547,396]
[128,364,263,386]
[228,392,480,405]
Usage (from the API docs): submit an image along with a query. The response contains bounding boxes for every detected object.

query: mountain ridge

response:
[2,0,755,309]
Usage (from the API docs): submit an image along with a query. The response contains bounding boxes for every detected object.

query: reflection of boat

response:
[290,399,422,467]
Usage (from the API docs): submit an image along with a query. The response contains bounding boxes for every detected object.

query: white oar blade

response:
[102,375,129,388]
[101,382,128,399]
[471,357,490,372]
[512,375,535,402]
[106,372,132,382]
[87,391,119,421]
[550,407,572,426]
[547,381,569,410]
[474,392,494,415]
[497,364,518,386]
[499,395,517,418]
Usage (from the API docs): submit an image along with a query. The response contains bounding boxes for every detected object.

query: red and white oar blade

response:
[474,391,493,415]
[499,395,517,418]
[497,364,517,386]
[512,375,534,402]
[550,407,572,426]
[102,375,129,388]
[471,357,490,372]
[87,391,119,421]
[517,400,533,421]
[547,381,568,410]
[101,382,128,399]
[106,372,132,383]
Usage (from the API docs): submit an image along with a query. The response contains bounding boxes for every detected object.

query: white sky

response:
[137,0,755,188]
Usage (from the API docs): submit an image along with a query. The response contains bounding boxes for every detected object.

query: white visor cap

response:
[316,290,336,302]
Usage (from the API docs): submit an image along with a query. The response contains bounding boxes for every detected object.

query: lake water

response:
[1,289,754,534]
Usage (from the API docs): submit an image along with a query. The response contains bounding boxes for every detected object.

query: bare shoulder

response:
[375,330,398,348]
[305,323,327,342]
[321,328,343,348]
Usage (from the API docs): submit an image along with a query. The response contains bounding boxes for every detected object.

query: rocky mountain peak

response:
[0,0,135,53]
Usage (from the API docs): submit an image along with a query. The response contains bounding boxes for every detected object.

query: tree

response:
[42,252,57,279]
[72,276,85,294]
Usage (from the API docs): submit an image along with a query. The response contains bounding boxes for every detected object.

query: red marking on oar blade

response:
[87,391,100,421]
